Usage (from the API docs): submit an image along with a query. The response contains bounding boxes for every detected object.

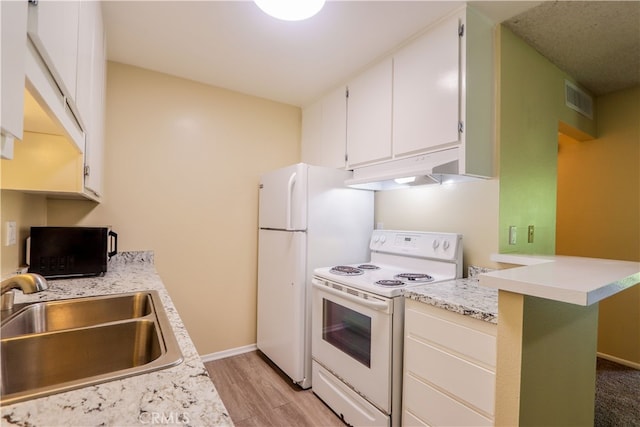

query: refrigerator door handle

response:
[286,171,297,231]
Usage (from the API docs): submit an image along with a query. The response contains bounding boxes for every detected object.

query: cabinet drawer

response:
[405,301,496,368]
[403,373,493,426]
[402,408,428,427]
[404,336,495,415]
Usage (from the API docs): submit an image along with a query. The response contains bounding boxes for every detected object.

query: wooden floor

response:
[204,351,345,426]
[205,351,640,426]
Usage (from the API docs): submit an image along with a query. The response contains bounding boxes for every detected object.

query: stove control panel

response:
[370,230,462,260]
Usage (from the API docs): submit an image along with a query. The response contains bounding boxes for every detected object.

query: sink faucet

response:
[1,274,48,311]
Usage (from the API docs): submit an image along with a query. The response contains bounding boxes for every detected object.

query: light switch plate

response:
[508,226,517,245]
[5,221,17,246]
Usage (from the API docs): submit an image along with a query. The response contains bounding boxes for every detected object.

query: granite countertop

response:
[404,267,498,324]
[1,252,233,427]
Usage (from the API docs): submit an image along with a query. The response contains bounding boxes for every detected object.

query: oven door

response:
[311,277,393,413]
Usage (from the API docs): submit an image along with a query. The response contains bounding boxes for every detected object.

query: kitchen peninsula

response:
[0,252,232,426]
[480,254,640,426]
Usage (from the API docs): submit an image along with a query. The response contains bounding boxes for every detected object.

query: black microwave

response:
[27,227,118,278]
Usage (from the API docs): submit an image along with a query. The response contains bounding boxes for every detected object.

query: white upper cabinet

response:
[393,14,461,157]
[1,0,28,159]
[299,5,494,179]
[77,0,106,198]
[346,58,393,168]
[27,0,80,103]
[393,6,494,177]
[301,86,347,169]
[3,0,106,202]
[346,5,494,178]
[75,0,96,130]
[458,6,494,177]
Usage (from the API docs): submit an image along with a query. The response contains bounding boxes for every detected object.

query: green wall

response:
[519,296,599,426]
[497,26,601,425]
[498,27,596,255]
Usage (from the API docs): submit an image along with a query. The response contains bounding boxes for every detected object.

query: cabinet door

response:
[301,87,347,169]
[320,86,347,168]
[301,100,322,165]
[346,58,392,168]
[27,0,80,102]
[1,0,28,156]
[393,14,461,157]
[75,0,96,130]
[78,1,106,199]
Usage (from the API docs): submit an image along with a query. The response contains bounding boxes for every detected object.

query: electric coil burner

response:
[358,264,380,270]
[329,265,363,276]
[395,272,434,283]
[312,230,463,427]
[376,279,405,287]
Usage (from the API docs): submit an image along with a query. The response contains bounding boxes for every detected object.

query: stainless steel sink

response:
[0,291,183,405]
[1,292,152,339]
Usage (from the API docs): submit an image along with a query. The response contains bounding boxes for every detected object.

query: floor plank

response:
[205,351,345,427]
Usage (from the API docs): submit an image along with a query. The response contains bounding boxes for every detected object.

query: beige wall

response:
[374,179,500,274]
[557,86,640,365]
[0,190,47,277]
[47,62,301,355]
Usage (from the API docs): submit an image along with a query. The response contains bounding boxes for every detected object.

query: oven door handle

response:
[312,281,390,312]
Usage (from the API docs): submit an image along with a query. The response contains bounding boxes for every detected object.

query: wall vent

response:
[565,80,594,119]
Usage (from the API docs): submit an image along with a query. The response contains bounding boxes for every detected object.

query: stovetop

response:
[313,230,463,298]
[314,263,454,298]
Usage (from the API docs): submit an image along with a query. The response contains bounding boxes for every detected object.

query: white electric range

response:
[311,230,463,427]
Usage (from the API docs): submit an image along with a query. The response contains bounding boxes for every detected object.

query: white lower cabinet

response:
[402,299,497,426]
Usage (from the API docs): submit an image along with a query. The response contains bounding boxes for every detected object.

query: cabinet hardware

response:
[28,0,38,5]
[84,165,90,177]
[458,121,464,133]
[458,23,464,37]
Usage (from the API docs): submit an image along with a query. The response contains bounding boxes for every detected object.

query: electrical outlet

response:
[528,225,535,243]
[5,221,17,246]
[508,226,517,245]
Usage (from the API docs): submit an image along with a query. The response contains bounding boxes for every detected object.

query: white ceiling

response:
[103,1,638,107]
[102,1,541,107]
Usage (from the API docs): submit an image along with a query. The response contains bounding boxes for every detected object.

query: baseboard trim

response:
[597,352,640,369]
[201,344,257,363]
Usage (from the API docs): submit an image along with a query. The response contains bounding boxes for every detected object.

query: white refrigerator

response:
[257,163,373,389]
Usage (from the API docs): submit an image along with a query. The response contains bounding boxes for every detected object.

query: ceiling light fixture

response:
[254,0,325,21]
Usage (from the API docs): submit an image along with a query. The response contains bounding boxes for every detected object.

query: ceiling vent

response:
[565,80,594,119]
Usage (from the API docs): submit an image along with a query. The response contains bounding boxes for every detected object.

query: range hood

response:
[345,148,481,191]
